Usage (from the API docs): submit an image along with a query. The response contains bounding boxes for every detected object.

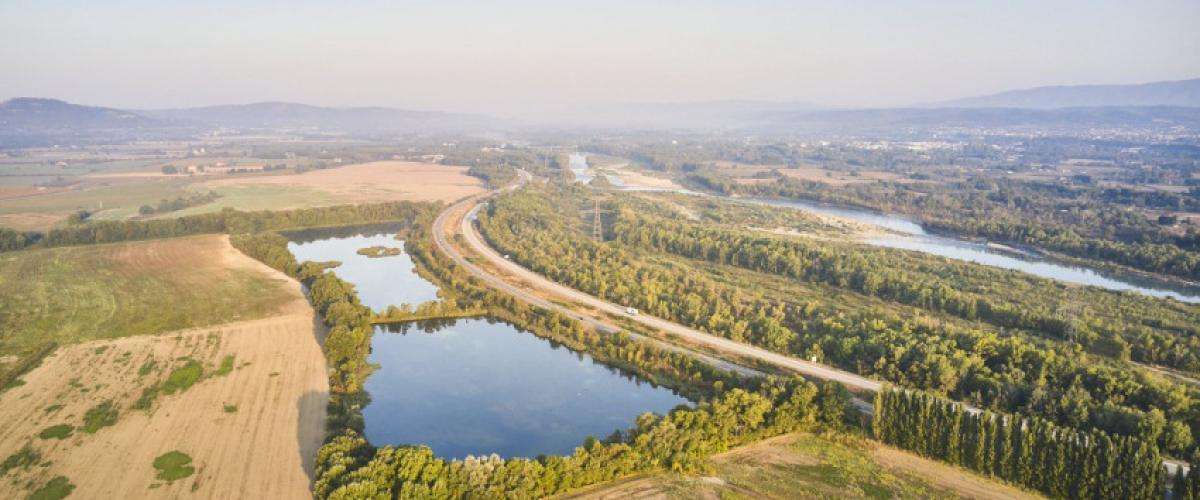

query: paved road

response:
[431,172,757,377]
[431,172,1194,474]
[432,171,880,393]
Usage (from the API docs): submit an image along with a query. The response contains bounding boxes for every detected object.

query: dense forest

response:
[612,206,1200,373]
[875,387,1166,499]
[476,184,1200,455]
[688,171,1200,280]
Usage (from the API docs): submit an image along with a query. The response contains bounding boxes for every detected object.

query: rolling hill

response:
[933,78,1200,108]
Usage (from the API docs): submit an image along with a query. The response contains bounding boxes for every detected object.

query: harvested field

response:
[562,433,1040,499]
[0,212,67,232]
[187,161,484,214]
[0,234,296,375]
[0,178,199,230]
[0,238,327,498]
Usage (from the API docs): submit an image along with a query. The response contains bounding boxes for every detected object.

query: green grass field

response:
[0,235,294,384]
[168,184,343,216]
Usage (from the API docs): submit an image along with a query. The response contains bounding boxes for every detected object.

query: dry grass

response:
[0,239,327,498]
[0,213,67,232]
[197,161,484,209]
[870,445,1040,500]
[562,433,1041,500]
[0,235,296,369]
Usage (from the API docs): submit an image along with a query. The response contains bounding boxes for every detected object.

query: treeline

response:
[875,388,1164,499]
[1,201,437,253]
[137,191,221,216]
[704,172,1200,280]
[466,164,518,188]
[374,299,484,323]
[316,379,844,499]
[613,209,1200,373]
[476,185,1199,455]
[232,217,855,498]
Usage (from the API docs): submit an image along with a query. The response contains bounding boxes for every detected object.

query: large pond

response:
[286,228,692,459]
[744,197,1200,303]
[287,231,440,311]
[366,319,690,459]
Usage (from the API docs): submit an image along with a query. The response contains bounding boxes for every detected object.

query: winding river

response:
[570,153,1200,303]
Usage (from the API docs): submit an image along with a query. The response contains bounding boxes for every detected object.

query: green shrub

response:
[214,355,235,377]
[37,424,74,440]
[223,404,238,413]
[132,385,159,411]
[137,358,157,377]
[82,401,118,434]
[161,359,203,395]
[29,476,74,500]
[0,444,40,475]
[152,451,195,482]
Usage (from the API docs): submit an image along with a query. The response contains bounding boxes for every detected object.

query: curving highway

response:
[432,170,880,392]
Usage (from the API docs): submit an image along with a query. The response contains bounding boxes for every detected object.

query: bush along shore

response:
[233,217,852,499]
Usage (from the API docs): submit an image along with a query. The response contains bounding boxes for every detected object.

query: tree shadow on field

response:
[298,390,329,484]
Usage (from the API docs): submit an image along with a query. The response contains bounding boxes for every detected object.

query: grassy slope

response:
[564,433,1040,499]
[0,234,294,379]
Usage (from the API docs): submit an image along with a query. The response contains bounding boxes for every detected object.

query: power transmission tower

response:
[1056,288,1084,344]
[592,199,603,241]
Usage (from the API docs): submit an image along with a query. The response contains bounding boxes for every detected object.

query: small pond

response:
[365,318,691,459]
[285,228,693,459]
[287,231,440,312]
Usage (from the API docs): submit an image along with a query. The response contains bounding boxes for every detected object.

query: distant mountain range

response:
[143,101,491,132]
[0,97,493,147]
[932,78,1200,108]
[3,79,1200,147]
[559,100,817,129]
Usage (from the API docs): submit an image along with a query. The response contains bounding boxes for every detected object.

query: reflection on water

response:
[287,232,440,312]
[743,197,1200,303]
[569,153,623,186]
[363,318,692,459]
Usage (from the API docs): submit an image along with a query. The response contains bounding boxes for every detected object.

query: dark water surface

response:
[286,230,692,459]
[364,318,691,459]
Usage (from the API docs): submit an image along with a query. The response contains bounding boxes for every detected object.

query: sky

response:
[1,0,1198,113]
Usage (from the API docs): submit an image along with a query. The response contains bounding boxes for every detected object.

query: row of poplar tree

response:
[874,387,1200,499]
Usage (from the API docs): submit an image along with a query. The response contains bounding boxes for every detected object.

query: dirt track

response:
[0,236,327,499]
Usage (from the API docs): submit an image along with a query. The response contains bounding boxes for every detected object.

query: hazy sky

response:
[2,0,1198,112]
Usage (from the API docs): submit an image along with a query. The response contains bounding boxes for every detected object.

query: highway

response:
[431,172,757,377]
[432,170,880,392]
[430,172,1192,474]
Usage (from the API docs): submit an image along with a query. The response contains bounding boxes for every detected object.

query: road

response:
[432,170,880,393]
[431,172,1191,474]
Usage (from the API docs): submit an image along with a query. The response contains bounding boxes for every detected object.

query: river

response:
[569,153,1200,303]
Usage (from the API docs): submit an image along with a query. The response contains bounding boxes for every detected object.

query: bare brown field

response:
[202,160,484,205]
[0,237,327,499]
